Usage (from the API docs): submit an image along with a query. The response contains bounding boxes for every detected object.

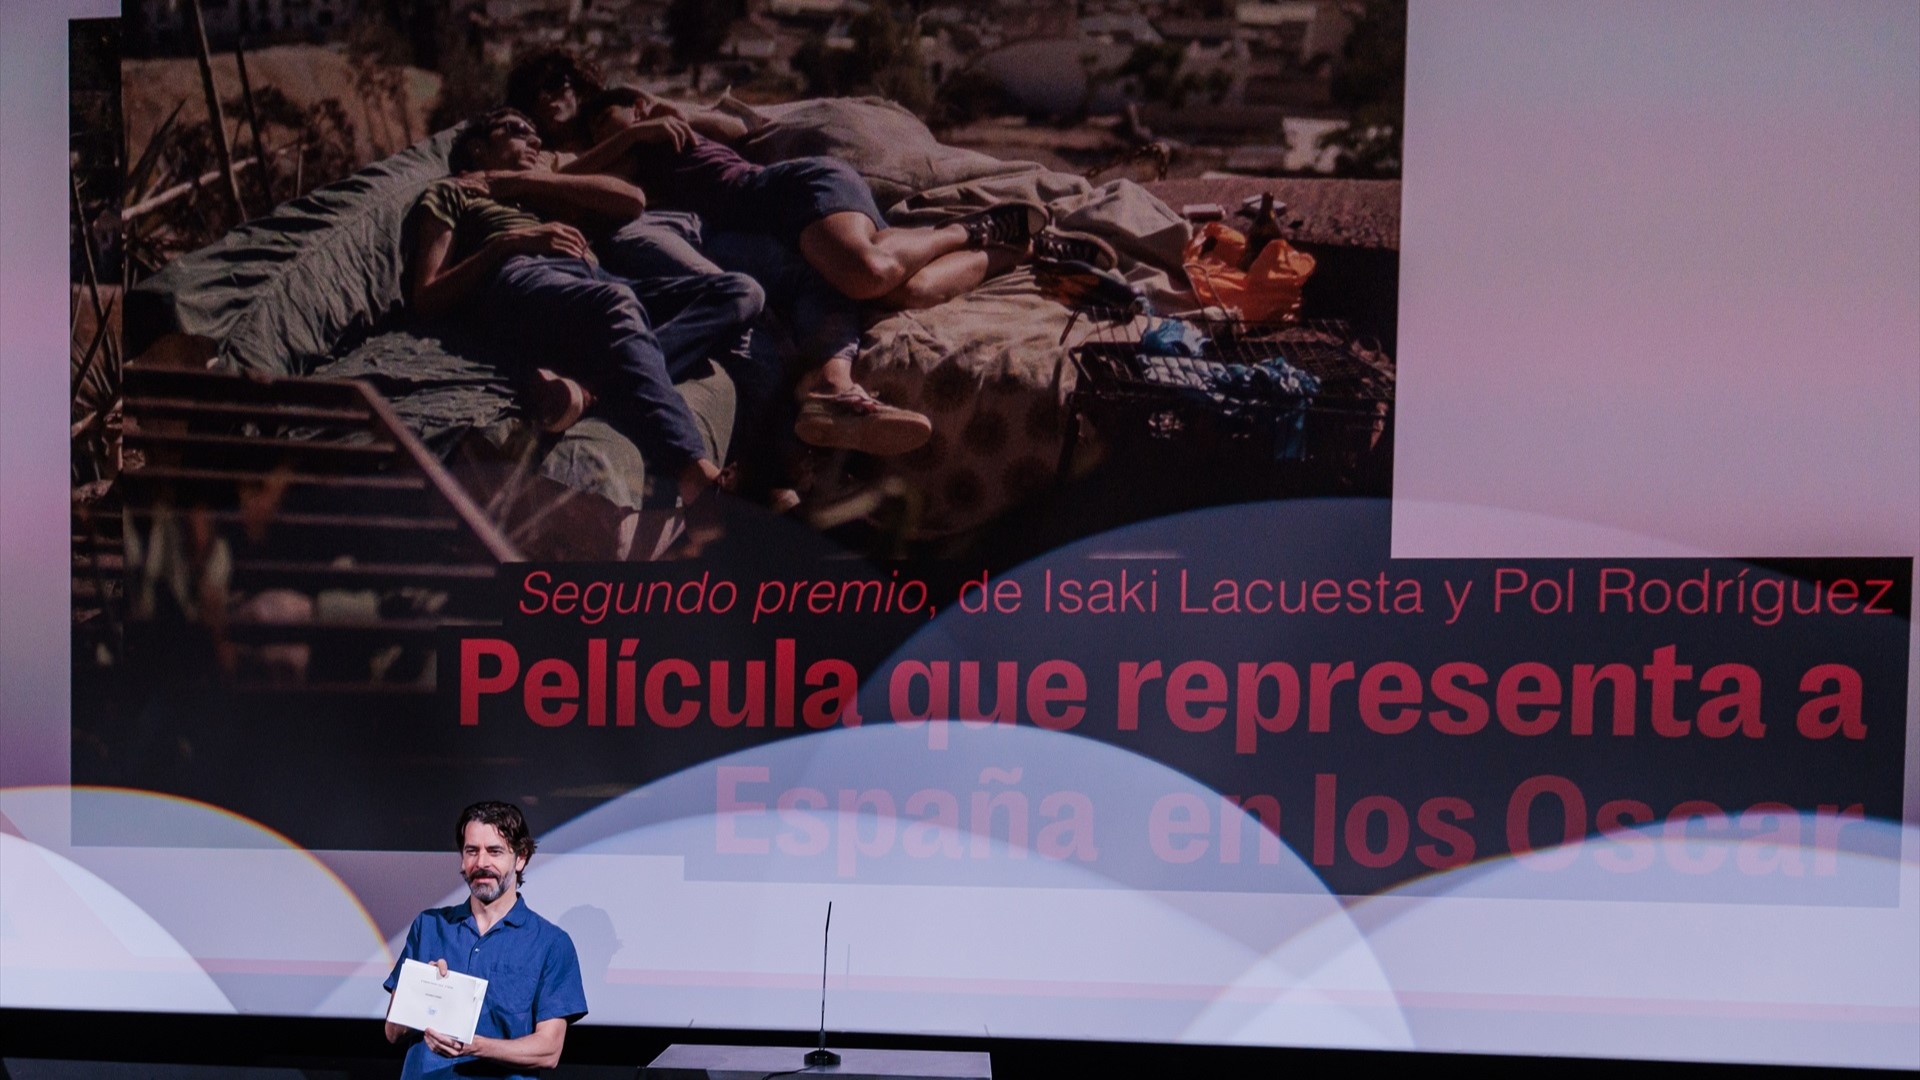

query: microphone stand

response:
[805,901,840,1067]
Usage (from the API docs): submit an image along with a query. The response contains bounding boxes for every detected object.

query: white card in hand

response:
[387,958,488,1044]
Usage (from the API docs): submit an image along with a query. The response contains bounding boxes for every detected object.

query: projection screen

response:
[2,0,1914,1070]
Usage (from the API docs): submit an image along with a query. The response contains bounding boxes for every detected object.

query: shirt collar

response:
[454,893,529,928]
[500,894,529,927]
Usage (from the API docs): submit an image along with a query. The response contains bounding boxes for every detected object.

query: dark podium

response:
[640,1044,991,1080]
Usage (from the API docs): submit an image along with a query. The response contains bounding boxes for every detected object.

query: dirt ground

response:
[122,45,441,172]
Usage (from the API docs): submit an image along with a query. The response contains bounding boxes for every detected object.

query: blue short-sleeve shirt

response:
[383,895,588,1078]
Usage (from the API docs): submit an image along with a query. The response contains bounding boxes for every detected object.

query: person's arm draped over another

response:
[480,167,647,221]
[406,203,586,320]
[628,90,750,143]
[559,115,697,178]
[406,169,647,319]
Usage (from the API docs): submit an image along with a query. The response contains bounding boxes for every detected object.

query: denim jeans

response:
[602,214,862,369]
[480,253,764,477]
[597,217,861,492]
[704,229,862,370]
[598,213,715,278]
[711,158,887,246]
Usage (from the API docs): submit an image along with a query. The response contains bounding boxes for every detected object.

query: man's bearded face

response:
[460,821,523,904]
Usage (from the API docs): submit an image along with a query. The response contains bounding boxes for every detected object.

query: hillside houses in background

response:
[135,0,363,47]
[125,0,1392,176]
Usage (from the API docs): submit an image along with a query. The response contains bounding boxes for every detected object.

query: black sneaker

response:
[1034,228,1118,270]
[954,201,1050,250]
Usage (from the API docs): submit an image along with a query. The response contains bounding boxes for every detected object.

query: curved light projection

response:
[430,722,1414,1047]
[1343,816,1920,1069]
[0,831,233,1012]
[0,786,394,1016]
[425,492,1904,1054]
[7,488,1911,1072]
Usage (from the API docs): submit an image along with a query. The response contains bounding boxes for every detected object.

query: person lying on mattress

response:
[407,107,769,511]
[502,49,1115,459]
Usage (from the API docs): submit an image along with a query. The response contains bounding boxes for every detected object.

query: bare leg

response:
[798,212,971,301]
[790,247,1022,393]
[868,223,973,266]
[880,247,1027,311]
[797,347,860,397]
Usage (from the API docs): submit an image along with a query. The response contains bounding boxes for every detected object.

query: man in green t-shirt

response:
[409,108,766,510]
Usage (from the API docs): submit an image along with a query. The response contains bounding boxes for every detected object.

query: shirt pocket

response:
[483,962,537,1036]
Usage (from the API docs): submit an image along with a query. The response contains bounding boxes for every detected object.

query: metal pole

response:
[233,37,274,208]
[184,0,250,218]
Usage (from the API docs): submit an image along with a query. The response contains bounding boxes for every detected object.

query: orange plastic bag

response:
[1182,221,1316,323]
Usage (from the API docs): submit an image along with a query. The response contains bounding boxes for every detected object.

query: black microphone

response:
[804,901,840,1068]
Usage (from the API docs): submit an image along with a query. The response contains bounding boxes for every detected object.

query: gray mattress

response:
[125,128,733,521]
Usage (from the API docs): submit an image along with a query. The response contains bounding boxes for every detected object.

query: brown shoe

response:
[953,200,1050,251]
[794,386,932,456]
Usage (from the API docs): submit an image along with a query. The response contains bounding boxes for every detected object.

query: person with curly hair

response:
[410,107,767,512]
[382,801,586,1078]
[503,50,1066,456]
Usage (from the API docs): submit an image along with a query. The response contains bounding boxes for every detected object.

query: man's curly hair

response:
[455,800,538,887]
[504,48,606,140]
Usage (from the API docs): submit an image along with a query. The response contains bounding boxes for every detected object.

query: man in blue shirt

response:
[384,801,588,1077]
